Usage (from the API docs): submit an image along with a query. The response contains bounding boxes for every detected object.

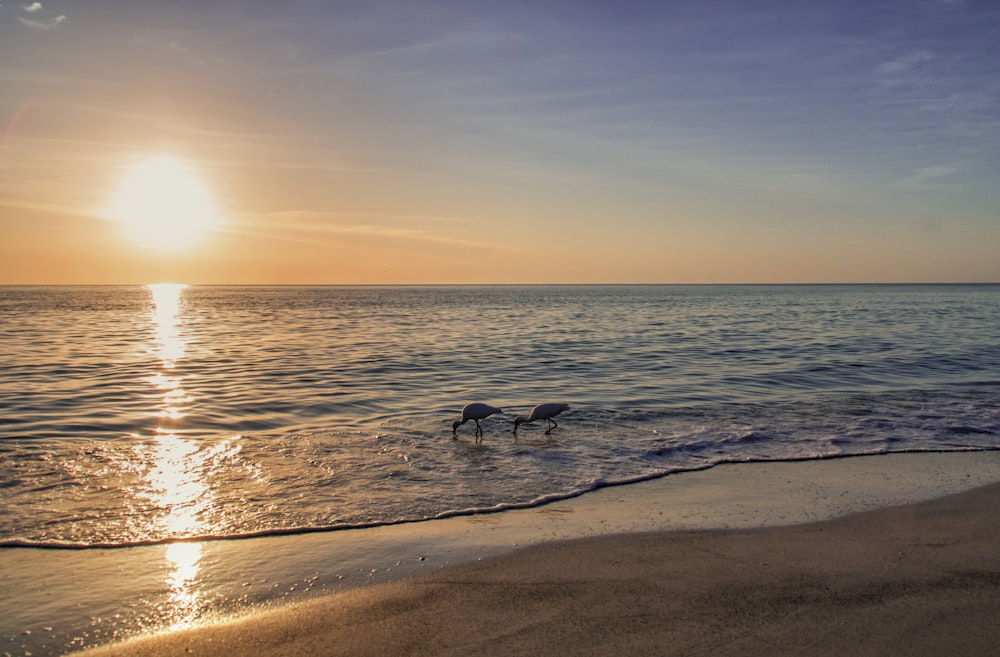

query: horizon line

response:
[2,281,998,287]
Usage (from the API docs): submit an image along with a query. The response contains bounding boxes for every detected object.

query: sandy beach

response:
[74,454,1000,657]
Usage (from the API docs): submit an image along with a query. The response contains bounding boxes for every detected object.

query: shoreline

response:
[7,448,988,551]
[75,450,1000,657]
[5,451,1000,656]
[83,479,1000,657]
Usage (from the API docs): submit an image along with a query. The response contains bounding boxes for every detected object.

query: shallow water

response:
[1,284,999,548]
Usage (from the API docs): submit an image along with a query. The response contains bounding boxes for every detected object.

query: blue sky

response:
[1,0,998,283]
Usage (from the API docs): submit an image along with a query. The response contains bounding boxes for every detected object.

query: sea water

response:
[3,284,1000,655]
[2,284,999,548]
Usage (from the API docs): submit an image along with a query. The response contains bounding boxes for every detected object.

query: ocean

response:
[3,283,1000,656]
[2,284,998,549]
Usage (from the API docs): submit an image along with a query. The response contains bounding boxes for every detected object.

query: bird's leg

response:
[475,419,483,438]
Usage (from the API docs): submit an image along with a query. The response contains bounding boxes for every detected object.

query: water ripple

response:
[1,284,999,546]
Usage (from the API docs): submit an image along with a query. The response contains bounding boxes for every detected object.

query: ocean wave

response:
[4,448,996,551]
[3,285,999,550]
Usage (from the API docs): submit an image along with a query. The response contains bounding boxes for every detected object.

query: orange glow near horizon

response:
[1,4,998,285]
[107,155,222,254]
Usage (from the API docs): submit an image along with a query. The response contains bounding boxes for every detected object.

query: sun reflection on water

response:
[150,283,187,365]
[164,541,204,628]
[148,283,191,427]
[144,283,208,627]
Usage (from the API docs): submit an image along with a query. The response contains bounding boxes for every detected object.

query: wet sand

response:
[77,455,1000,657]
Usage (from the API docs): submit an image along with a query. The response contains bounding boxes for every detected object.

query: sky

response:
[1,0,998,284]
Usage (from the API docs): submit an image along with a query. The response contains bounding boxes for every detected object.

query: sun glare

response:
[108,155,222,253]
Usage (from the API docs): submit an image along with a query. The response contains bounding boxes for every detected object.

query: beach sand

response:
[77,458,1000,657]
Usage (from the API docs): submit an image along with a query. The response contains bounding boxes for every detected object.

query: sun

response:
[108,155,222,253]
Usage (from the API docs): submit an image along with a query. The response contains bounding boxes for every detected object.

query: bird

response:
[452,403,503,440]
[513,403,570,436]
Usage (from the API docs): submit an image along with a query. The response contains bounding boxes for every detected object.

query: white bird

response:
[452,403,503,440]
[513,403,570,436]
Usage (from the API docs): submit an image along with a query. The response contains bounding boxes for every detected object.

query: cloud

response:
[878,50,934,75]
[898,165,958,189]
[18,14,66,29]
[19,2,67,29]
[238,210,502,251]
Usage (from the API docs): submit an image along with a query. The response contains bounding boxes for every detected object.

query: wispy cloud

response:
[236,210,502,251]
[19,14,66,29]
[898,165,958,189]
[878,50,934,76]
[18,1,66,29]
